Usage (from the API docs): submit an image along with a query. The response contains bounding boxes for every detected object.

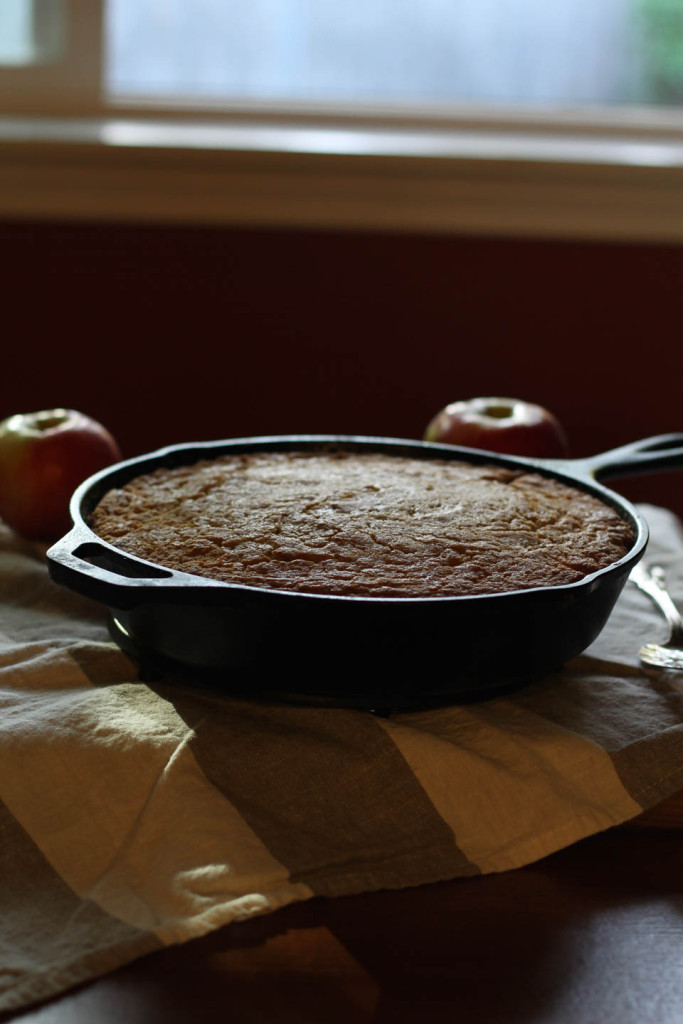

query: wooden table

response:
[4,795,682,1024]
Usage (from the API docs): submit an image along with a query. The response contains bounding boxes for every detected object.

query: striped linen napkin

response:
[1,504,682,1012]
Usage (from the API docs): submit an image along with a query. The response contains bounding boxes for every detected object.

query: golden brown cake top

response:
[89,449,634,598]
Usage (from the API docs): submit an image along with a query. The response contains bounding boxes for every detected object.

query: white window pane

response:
[0,0,35,64]
[106,0,682,110]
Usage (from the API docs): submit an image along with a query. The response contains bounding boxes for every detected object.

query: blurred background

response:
[1,0,682,513]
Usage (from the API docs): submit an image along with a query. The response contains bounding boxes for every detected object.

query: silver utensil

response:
[629,562,683,669]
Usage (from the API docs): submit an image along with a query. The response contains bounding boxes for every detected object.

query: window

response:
[2,0,682,123]
[1,1,683,241]
[106,0,681,113]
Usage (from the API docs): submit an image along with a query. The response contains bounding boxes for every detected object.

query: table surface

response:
[3,794,682,1024]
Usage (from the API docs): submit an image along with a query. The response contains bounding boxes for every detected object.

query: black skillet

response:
[46,433,683,711]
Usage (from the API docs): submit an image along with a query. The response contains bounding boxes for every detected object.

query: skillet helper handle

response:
[47,527,179,609]
[570,434,683,483]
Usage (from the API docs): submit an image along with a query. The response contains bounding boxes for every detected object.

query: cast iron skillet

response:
[46,433,683,711]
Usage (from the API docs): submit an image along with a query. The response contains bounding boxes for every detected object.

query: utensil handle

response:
[630,563,683,645]
[558,434,683,483]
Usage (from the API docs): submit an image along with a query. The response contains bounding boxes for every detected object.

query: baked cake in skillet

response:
[88,449,634,598]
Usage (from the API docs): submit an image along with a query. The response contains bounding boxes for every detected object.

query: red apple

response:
[0,408,122,542]
[424,397,570,459]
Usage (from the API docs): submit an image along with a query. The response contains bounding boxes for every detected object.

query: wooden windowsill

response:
[2,114,683,242]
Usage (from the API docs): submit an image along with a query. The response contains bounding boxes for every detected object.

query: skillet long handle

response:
[556,434,683,484]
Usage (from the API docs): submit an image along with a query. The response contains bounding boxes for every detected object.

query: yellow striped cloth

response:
[1,505,682,1012]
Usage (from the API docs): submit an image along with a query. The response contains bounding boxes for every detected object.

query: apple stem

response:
[32,410,69,432]
[484,403,515,419]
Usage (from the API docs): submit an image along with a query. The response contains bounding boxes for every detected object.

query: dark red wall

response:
[3,220,682,515]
